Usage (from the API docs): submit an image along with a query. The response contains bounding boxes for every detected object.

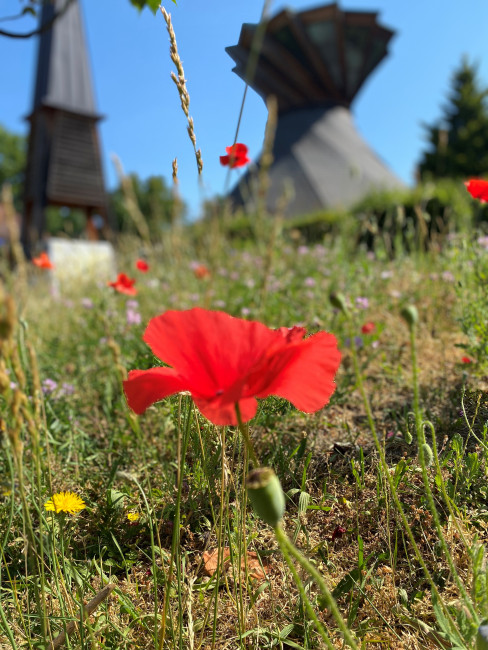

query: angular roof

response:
[31,0,98,117]
[226,3,395,113]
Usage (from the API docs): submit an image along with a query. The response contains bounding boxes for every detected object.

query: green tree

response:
[418,59,488,180]
[109,173,183,235]
[0,123,26,209]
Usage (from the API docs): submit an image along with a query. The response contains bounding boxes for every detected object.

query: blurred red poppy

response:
[461,356,473,364]
[220,143,250,169]
[465,179,488,202]
[123,308,341,426]
[136,259,149,272]
[193,264,211,279]
[361,322,375,335]
[32,252,54,270]
[108,273,137,296]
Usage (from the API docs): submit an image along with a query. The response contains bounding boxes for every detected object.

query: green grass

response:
[0,221,488,649]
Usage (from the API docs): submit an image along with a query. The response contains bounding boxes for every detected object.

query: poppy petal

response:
[143,309,281,398]
[194,395,258,426]
[465,179,488,202]
[123,367,187,414]
[220,155,230,166]
[251,332,341,413]
[225,143,248,156]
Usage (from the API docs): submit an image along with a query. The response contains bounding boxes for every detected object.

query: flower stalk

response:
[274,524,359,649]
[235,403,259,467]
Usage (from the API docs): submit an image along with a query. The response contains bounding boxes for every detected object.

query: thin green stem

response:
[274,524,360,649]
[237,445,249,645]
[211,426,227,650]
[234,404,259,467]
[275,525,336,649]
[158,396,193,650]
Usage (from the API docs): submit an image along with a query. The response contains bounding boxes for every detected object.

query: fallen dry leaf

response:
[202,548,267,582]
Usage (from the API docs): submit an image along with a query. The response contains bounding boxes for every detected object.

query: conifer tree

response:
[418,59,488,180]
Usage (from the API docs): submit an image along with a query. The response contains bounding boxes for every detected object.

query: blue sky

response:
[1,0,488,219]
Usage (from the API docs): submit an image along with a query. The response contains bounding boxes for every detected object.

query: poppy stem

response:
[234,404,259,467]
[274,524,359,649]
[273,524,336,649]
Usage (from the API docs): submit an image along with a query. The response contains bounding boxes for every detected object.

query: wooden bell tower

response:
[22,0,107,256]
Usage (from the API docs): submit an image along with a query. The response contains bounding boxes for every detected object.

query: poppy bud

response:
[477,622,488,650]
[246,468,285,527]
[329,292,348,314]
[400,305,418,328]
[420,443,434,467]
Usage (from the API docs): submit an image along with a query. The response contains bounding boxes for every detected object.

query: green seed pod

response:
[420,443,434,467]
[477,623,488,650]
[404,428,413,445]
[400,305,418,328]
[246,468,285,527]
[329,292,348,314]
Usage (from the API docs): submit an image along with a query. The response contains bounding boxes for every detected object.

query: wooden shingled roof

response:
[31,0,99,118]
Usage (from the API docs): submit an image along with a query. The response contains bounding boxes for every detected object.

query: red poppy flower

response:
[461,356,473,364]
[123,308,341,426]
[220,143,250,169]
[136,259,149,272]
[361,322,375,335]
[193,264,211,279]
[108,273,137,296]
[465,179,488,202]
[32,252,54,270]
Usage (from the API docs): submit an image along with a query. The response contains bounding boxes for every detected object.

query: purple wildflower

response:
[355,297,369,310]
[42,379,58,395]
[126,309,142,326]
[59,382,75,397]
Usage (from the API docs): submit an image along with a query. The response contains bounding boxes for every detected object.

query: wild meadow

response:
[2,6,488,649]
[1,199,488,650]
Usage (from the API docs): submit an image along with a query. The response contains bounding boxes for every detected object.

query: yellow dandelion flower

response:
[44,491,86,515]
[127,512,140,522]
